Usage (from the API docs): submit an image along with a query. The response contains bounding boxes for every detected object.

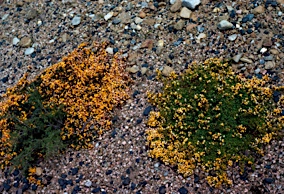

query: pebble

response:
[141,67,148,75]
[84,180,92,187]
[233,53,243,63]
[264,61,275,69]
[182,0,201,10]
[263,178,274,184]
[154,163,160,168]
[2,13,9,20]
[260,48,268,53]
[134,17,143,24]
[24,47,35,55]
[264,55,273,61]
[122,177,131,186]
[217,20,234,30]
[35,167,43,176]
[143,106,152,116]
[240,57,253,64]
[159,185,166,194]
[174,20,185,30]
[178,186,188,194]
[255,68,261,74]
[196,33,206,43]
[170,0,182,12]
[12,37,20,45]
[180,7,192,18]
[162,66,174,76]
[252,5,265,14]
[242,14,254,23]
[104,12,113,21]
[127,65,139,73]
[228,34,238,41]
[105,47,114,54]
[71,16,81,26]
[19,37,32,48]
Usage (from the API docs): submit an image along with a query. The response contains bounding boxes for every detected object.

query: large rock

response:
[182,0,201,10]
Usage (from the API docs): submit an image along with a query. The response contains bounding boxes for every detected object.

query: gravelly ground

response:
[0,0,284,193]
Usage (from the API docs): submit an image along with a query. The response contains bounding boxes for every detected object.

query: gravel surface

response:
[0,0,284,193]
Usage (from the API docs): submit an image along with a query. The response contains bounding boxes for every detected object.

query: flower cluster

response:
[0,42,130,175]
[146,58,284,187]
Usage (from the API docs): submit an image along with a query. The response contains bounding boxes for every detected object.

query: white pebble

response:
[228,34,238,41]
[104,12,113,21]
[84,179,92,187]
[106,47,114,54]
[260,47,267,54]
[12,37,20,45]
[154,162,160,168]
[71,16,81,26]
[24,47,35,55]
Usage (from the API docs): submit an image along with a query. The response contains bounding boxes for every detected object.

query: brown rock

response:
[263,38,273,47]
[180,7,192,18]
[19,36,32,48]
[138,11,146,18]
[170,0,182,12]
[140,39,154,50]
[252,5,265,14]
[35,167,43,176]
[186,23,197,32]
[25,8,39,20]
[270,49,279,55]
[277,0,284,4]
[119,12,131,24]
[143,18,156,26]
[190,12,198,22]
[162,66,174,77]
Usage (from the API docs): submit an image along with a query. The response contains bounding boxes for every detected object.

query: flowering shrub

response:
[146,58,284,187]
[0,42,130,175]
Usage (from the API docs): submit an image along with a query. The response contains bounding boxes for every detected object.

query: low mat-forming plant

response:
[146,58,284,187]
[0,42,130,177]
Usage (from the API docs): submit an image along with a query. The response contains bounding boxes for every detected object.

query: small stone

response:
[1,13,9,20]
[242,14,254,23]
[24,47,35,55]
[162,66,174,76]
[141,39,154,49]
[240,57,253,64]
[154,163,160,168]
[106,170,113,175]
[35,167,43,176]
[122,177,131,186]
[141,67,148,75]
[71,16,81,26]
[106,47,114,54]
[13,37,20,45]
[182,0,201,10]
[178,186,188,194]
[260,47,268,53]
[263,178,274,184]
[263,38,273,47]
[252,5,265,14]
[26,9,38,20]
[174,20,185,30]
[143,106,152,116]
[159,186,166,194]
[104,12,113,21]
[233,53,243,63]
[19,37,32,48]
[270,49,279,55]
[186,23,197,32]
[264,61,275,69]
[217,20,234,30]
[157,40,164,47]
[264,55,273,61]
[138,11,146,18]
[180,7,192,18]
[134,17,143,24]
[255,68,261,74]
[127,65,139,74]
[84,180,92,187]
[196,33,206,43]
[170,0,182,12]
[62,33,68,42]
[228,34,238,41]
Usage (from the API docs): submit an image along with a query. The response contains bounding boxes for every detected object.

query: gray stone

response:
[233,53,243,63]
[84,180,92,187]
[127,65,139,73]
[174,20,185,30]
[264,55,274,61]
[182,0,201,10]
[26,9,38,20]
[228,34,238,41]
[71,16,81,26]
[104,12,113,21]
[19,37,32,48]
[24,47,35,55]
[119,12,131,24]
[1,13,9,20]
[218,20,234,30]
[134,17,143,24]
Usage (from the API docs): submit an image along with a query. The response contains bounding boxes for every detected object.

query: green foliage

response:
[146,58,284,187]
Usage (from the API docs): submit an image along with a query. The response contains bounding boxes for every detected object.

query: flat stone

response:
[71,16,81,26]
[134,17,143,24]
[270,49,279,55]
[104,12,113,21]
[182,0,201,10]
[170,0,182,12]
[141,67,148,75]
[127,65,139,73]
[140,39,154,50]
[84,180,92,187]
[24,47,35,55]
[119,12,131,24]
[233,53,243,63]
[240,57,253,64]
[252,5,265,14]
[106,47,113,54]
[264,61,275,69]
[180,7,192,18]
[228,34,238,41]
[186,23,197,32]
[218,20,234,30]
[156,40,164,47]
[26,8,38,20]
[174,20,185,30]
[196,33,206,43]
[62,33,68,42]
[138,11,146,18]
[13,37,20,45]
[263,38,273,47]
[19,37,32,48]
[162,66,174,76]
